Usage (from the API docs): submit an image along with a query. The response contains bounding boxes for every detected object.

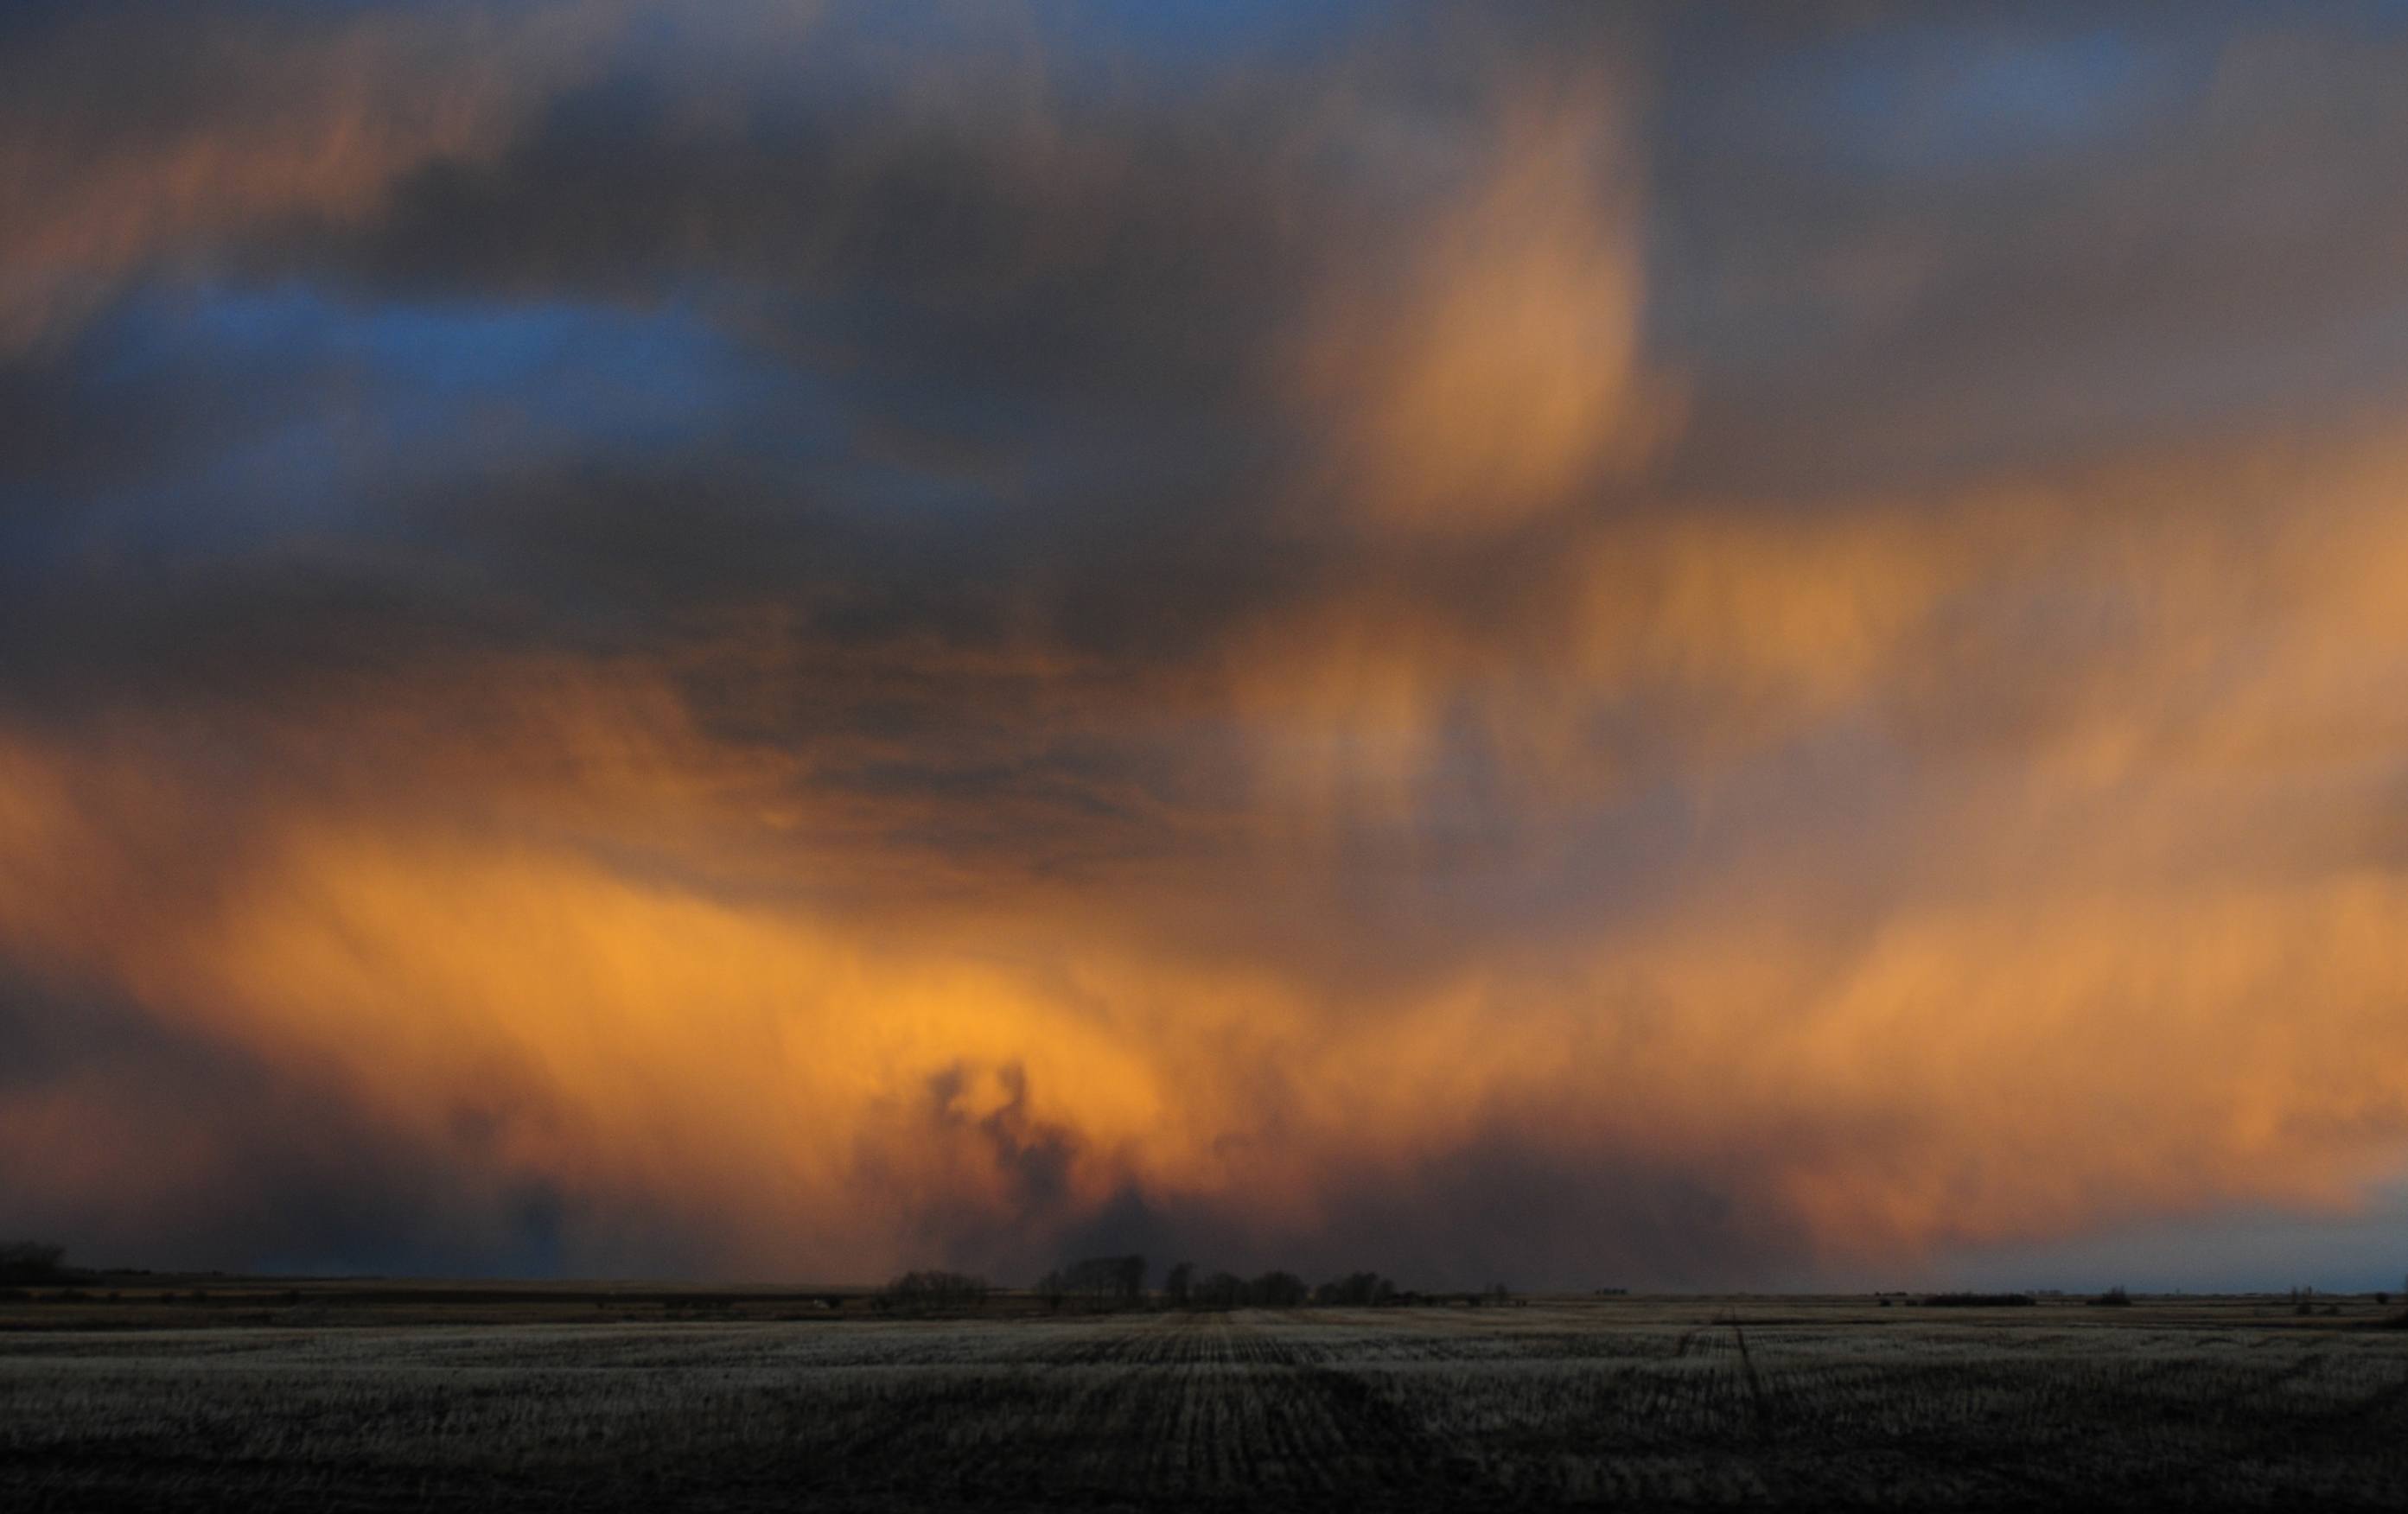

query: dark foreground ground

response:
[2,1287,2404,1510]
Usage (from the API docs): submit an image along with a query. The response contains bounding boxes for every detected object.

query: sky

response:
[5,1,2408,1292]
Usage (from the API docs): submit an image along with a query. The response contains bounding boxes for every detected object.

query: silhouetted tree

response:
[1251,1270,1308,1307]
[881,1270,990,1313]
[0,1243,66,1284]
[1196,1270,1245,1309]
[1045,1255,1149,1307]
[1314,1271,1397,1307]
[1163,1261,1194,1307]
[1922,1293,2035,1307]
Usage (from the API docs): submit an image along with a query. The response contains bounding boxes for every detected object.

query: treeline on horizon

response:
[879,1255,1517,1313]
[9,1240,2405,1319]
[880,1259,2408,1317]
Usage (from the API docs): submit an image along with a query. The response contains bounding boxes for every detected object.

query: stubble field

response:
[2,1292,2404,1510]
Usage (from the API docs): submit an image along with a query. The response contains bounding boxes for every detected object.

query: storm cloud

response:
[6,1,2408,1288]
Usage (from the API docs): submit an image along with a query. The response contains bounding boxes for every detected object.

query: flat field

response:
[2,1289,2403,1510]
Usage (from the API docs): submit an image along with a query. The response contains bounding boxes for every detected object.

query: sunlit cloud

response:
[1293,83,1672,531]
[5,2,2408,1288]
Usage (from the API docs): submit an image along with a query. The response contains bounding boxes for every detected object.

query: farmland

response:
[2,1291,2404,1509]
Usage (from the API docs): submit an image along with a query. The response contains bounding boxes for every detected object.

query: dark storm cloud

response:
[1054,1141,1805,1295]
[1,0,1379,716]
[0,970,594,1276]
[16,0,2408,656]
[1649,1,2408,493]
[871,1053,1802,1291]
[6,3,2408,1288]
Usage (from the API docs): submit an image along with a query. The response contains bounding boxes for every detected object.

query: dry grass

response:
[1,1294,2404,1509]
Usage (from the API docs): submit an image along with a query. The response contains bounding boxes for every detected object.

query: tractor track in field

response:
[1099,1312,1457,1505]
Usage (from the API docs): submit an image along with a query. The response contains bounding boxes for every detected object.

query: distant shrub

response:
[1921,1293,2035,1307]
[2088,1288,2132,1307]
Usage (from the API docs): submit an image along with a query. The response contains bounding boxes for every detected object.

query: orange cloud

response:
[7,415,2408,1281]
[8,8,2408,1285]
[1291,86,1675,532]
